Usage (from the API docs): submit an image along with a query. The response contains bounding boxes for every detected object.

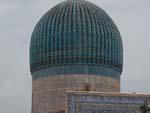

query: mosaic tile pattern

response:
[32,65,120,79]
[67,92,149,113]
[80,110,138,113]
[30,0,123,78]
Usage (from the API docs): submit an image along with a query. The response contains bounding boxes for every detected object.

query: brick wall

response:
[32,74,120,113]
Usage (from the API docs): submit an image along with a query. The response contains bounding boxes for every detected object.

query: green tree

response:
[141,104,150,113]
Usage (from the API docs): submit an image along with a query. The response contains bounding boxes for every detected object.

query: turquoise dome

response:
[30,0,123,79]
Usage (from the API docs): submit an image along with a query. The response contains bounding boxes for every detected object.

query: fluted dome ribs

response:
[30,0,123,78]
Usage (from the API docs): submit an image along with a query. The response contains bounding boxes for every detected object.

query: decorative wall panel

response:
[67,92,149,113]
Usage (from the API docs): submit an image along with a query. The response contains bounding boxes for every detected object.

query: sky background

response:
[0,0,150,113]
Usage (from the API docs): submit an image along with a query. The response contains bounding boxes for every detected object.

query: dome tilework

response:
[30,0,123,78]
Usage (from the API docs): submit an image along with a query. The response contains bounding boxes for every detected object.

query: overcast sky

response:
[0,0,150,113]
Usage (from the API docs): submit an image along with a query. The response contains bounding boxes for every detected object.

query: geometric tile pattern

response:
[67,92,150,113]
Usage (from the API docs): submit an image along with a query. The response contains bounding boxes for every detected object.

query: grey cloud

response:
[0,0,150,113]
